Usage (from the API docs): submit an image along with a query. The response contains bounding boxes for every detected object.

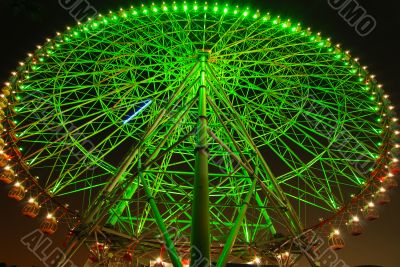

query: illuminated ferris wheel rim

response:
[4,0,397,226]
[0,1,398,264]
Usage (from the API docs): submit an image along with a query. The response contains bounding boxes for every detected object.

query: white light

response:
[379,187,386,192]
[393,118,398,122]
[156,257,162,264]
[254,257,261,264]
[393,158,399,163]
[15,181,20,187]
[389,106,395,110]
[352,216,360,222]
[368,202,375,207]
[28,198,35,203]
[123,99,152,124]
[334,229,340,235]
[47,213,53,219]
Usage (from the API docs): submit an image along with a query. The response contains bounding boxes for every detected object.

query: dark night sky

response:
[0,1,399,266]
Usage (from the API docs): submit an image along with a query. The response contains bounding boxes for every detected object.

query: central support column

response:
[190,52,211,267]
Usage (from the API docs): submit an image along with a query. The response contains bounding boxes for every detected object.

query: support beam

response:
[190,52,211,267]
[139,165,183,267]
[216,178,257,267]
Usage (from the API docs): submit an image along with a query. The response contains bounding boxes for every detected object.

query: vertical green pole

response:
[190,52,210,267]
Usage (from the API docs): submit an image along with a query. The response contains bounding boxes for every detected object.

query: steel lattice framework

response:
[1,2,399,267]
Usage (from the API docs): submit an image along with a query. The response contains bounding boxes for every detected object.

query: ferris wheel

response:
[1,2,399,266]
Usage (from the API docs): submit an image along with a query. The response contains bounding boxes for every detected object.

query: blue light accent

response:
[123,99,152,124]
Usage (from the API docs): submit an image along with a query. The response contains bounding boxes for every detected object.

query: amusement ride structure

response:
[0,2,399,266]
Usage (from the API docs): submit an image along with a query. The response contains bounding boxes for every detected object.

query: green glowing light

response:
[9,4,392,264]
